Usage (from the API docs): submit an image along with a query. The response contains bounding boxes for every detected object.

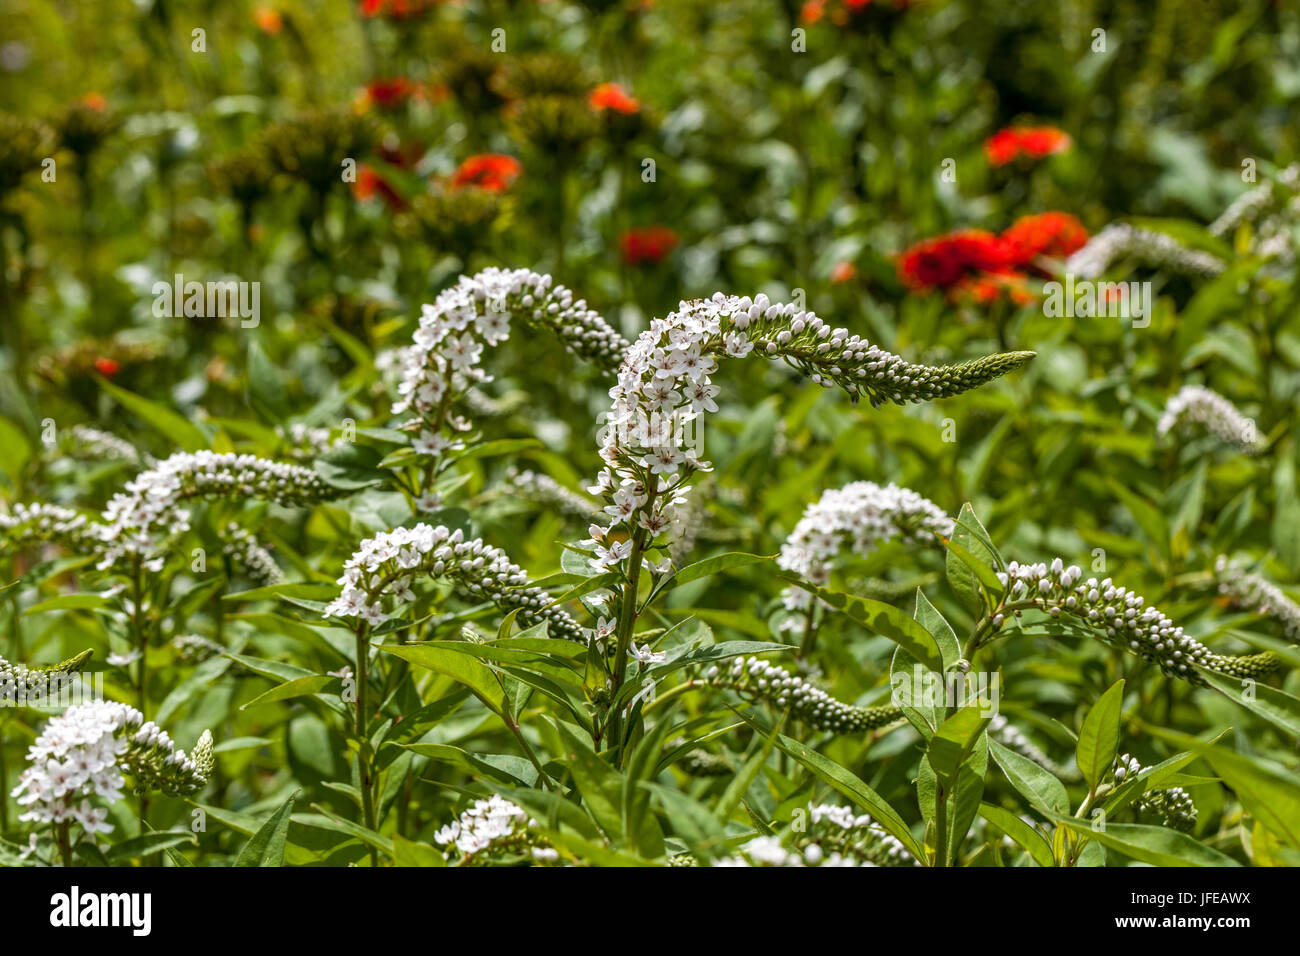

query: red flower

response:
[94,357,122,377]
[951,272,1034,307]
[359,0,438,19]
[830,261,858,283]
[984,126,1071,167]
[620,225,679,266]
[1000,212,1088,267]
[588,83,641,115]
[80,92,108,112]
[352,164,406,210]
[896,230,1011,291]
[449,154,522,193]
[253,6,283,34]
[361,77,416,111]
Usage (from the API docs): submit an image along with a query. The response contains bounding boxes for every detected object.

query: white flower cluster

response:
[0,502,96,555]
[988,714,1079,782]
[713,833,870,867]
[1066,224,1226,280]
[1209,164,1299,268]
[590,292,1030,567]
[222,523,283,586]
[11,700,213,831]
[393,268,628,439]
[96,451,342,568]
[64,426,151,465]
[995,559,1278,682]
[1114,754,1196,832]
[433,794,550,863]
[325,523,585,641]
[777,481,953,624]
[0,650,92,704]
[703,656,901,733]
[805,804,920,866]
[1215,557,1300,644]
[172,633,223,663]
[1157,385,1260,452]
[503,467,598,521]
[276,423,345,460]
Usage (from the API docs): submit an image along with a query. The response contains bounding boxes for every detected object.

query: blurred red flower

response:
[830,261,858,283]
[621,225,679,266]
[801,0,911,24]
[361,77,416,111]
[897,230,1011,291]
[951,272,1034,307]
[352,164,406,210]
[94,357,122,376]
[1001,212,1088,267]
[80,92,109,112]
[589,83,640,115]
[984,126,1071,167]
[449,154,522,193]
[359,0,438,19]
[253,7,283,34]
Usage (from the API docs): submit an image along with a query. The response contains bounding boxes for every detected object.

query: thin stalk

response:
[56,820,73,867]
[354,626,378,866]
[131,559,147,716]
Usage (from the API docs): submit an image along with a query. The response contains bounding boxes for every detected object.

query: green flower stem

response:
[609,476,658,749]
[354,625,378,866]
[131,559,147,717]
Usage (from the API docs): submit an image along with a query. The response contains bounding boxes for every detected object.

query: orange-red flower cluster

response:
[984,126,1071,167]
[897,230,1011,291]
[359,0,439,19]
[352,141,426,211]
[830,261,858,283]
[353,165,406,210]
[253,6,283,34]
[588,83,640,115]
[359,77,418,111]
[620,225,679,266]
[801,0,915,24]
[1000,211,1089,264]
[897,212,1088,304]
[449,154,522,193]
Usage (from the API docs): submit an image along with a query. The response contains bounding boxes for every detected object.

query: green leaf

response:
[377,643,504,718]
[1051,816,1239,867]
[241,674,341,710]
[553,721,625,843]
[105,831,197,863]
[731,709,925,861]
[23,594,111,616]
[315,442,386,490]
[1146,726,1300,848]
[98,378,209,452]
[234,791,300,866]
[1196,668,1300,737]
[663,552,772,590]
[392,835,445,867]
[927,702,992,792]
[776,572,943,672]
[452,438,544,462]
[979,803,1054,867]
[989,739,1070,817]
[1075,679,1125,793]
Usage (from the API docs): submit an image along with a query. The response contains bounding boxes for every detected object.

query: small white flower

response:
[627,643,667,665]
